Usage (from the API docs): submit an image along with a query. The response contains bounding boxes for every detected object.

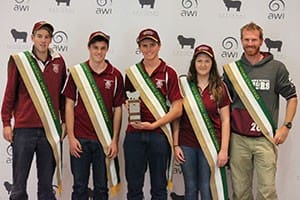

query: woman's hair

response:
[187,53,224,104]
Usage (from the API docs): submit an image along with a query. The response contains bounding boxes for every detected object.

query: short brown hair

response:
[240,22,263,40]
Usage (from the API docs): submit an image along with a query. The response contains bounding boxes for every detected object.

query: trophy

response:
[126,91,141,122]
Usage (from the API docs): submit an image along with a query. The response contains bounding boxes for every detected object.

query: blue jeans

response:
[181,146,212,200]
[70,138,108,200]
[10,128,56,200]
[123,132,171,200]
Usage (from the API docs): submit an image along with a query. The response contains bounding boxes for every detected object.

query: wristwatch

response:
[284,122,292,129]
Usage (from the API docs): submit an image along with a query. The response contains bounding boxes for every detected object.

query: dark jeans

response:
[181,146,212,200]
[10,128,56,200]
[70,138,108,200]
[123,132,171,200]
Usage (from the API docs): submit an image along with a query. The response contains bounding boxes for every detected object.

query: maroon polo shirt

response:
[125,59,182,134]
[63,60,125,140]
[179,82,231,148]
[1,50,66,128]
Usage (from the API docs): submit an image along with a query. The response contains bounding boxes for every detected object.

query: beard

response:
[243,46,260,56]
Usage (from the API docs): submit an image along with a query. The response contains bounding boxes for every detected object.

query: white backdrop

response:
[0,0,299,199]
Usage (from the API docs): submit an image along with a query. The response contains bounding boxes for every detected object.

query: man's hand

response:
[274,125,289,145]
[174,146,185,164]
[69,137,82,158]
[3,126,13,143]
[130,121,155,130]
[107,141,118,160]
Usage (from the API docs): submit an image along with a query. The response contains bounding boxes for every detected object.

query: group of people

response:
[1,20,297,200]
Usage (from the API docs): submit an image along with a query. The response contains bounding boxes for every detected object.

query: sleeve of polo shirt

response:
[166,67,182,103]
[62,73,77,101]
[1,56,19,127]
[124,75,136,98]
[219,81,232,108]
[113,71,126,107]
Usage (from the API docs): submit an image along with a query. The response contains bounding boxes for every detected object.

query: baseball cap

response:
[32,21,54,35]
[193,44,214,58]
[136,28,161,44]
[88,31,110,46]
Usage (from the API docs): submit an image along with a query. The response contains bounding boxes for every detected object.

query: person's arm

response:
[65,97,82,158]
[274,97,298,145]
[59,60,67,140]
[217,105,230,167]
[2,57,19,143]
[130,99,182,130]
[107,106,122,160]
[172,118,185,163]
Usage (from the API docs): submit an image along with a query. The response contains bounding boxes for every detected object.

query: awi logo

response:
[96,0,112,15]
[267,0,285,20]
[52,31,68,52]
[13,0,30,12]
[221,36,239,58]
[181,0,198,17]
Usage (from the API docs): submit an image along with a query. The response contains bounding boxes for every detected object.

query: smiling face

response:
[31,29,52,54]
[195,53,213,78]
[241,29,263,57]
[88,41,108,64]
[138,39,160,62]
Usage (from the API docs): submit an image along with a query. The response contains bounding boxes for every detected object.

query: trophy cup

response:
[126,91,141,122]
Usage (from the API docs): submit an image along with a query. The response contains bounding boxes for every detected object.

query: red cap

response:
[137,28,160,44]
[32,21,54,35]
[193,44,214,58]
[88,31,110,46]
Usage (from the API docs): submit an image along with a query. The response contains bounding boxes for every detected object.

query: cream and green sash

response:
[69,63,121,196]
[179,76,229,200]
[12,51,63,193]
[125,63,174,190]
[223,61,277,151]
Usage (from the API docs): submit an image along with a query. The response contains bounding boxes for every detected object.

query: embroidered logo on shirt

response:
[104,79,114,89]
[252,79,270,90]
[52,64,59,73]
[155,79,165,88]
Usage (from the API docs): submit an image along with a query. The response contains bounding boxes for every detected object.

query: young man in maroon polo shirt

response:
[63,31,125,199]
[1,21,66,200]
[123,28,182,200]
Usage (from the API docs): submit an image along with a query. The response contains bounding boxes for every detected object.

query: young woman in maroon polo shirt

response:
[173,44,231,200]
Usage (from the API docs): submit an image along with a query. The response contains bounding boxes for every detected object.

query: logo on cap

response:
[137,28,160,44]
[194,44,214,58]
[88,31,110,46]
[32,21,54,35]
